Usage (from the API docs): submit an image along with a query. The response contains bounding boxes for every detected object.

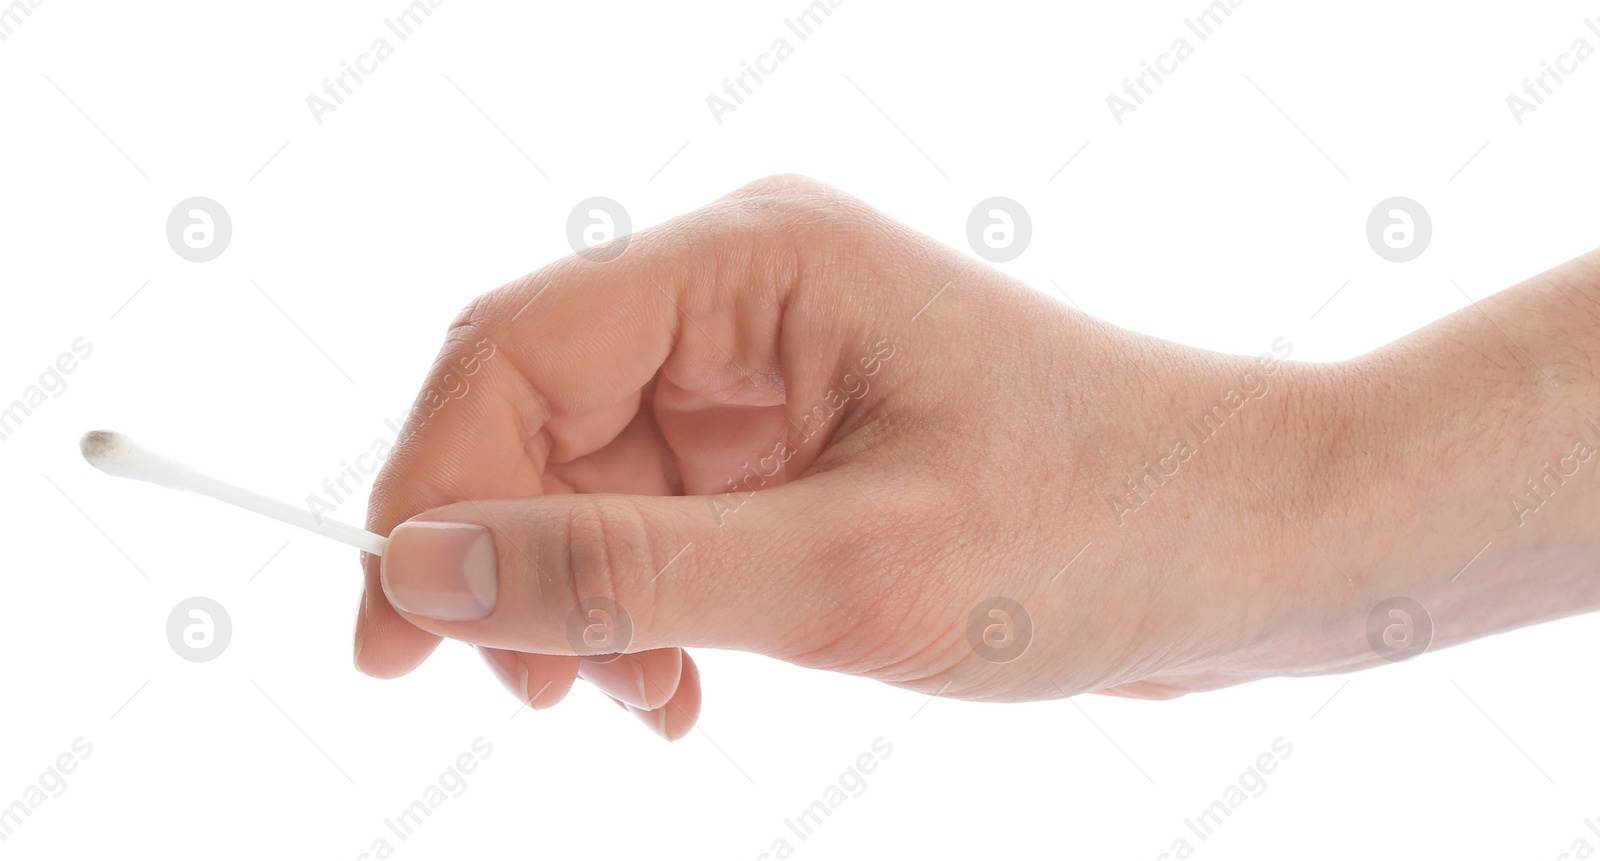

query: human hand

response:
[354,174,1600,737]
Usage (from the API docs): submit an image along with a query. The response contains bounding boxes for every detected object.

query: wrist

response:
[1294,256,1600,667]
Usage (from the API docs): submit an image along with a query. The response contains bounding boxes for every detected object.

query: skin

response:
[354,174,1600,739]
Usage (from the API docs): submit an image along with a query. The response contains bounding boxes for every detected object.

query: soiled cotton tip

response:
[79,430,178,484]
[78,429,121,460]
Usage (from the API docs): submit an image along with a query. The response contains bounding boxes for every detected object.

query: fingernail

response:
[479,647,530,704]
[381,522,498,620]
[353,590,371,673]
[581,660,652,710]
[626,702,673,741]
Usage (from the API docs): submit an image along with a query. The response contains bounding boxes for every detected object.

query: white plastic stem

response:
[79,430,388,557]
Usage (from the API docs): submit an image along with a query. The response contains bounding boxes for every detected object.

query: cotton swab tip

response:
[79,430,178,484]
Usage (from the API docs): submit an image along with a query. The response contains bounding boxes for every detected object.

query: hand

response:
[354,174,1600,738]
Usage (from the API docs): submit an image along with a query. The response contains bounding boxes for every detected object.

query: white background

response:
[3,0,1599,857]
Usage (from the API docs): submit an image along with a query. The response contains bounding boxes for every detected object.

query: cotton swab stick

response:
[78,429,388,557]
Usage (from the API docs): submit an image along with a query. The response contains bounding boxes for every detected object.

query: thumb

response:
[376,472,876,657]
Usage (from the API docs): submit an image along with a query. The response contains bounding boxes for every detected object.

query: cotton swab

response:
[78,429,388,557]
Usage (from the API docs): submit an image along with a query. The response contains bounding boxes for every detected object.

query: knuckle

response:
[723,173,871,237]
[709,175,891,305]
[562,497,658,620]
[445,272,542,342]
[785,486,953,667]
[447,290,489,332]
[534,482,971,666]
[730,172,837,201]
